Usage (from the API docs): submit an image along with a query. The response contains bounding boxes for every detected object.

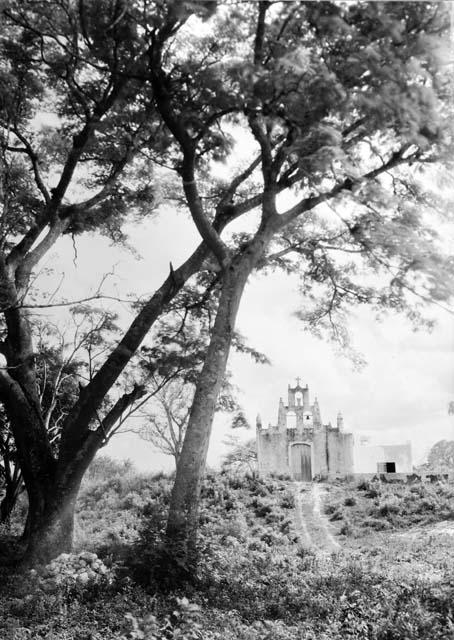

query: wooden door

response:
[290,444,312,481]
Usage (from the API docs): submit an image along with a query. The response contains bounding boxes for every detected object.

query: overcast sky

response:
[41,199,454,473]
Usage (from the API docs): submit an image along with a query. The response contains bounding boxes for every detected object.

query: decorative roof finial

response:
[337,411,344,431]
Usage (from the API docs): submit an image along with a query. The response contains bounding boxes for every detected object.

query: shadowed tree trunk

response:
[26,489,79,561]
[24,458,92,562]
[165,229,274,575]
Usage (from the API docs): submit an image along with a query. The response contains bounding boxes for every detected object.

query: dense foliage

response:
[1,460,454,639]
[425,441,454,473]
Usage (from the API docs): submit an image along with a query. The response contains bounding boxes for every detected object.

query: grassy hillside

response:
[1,464,454,639]
[324,478,454,536]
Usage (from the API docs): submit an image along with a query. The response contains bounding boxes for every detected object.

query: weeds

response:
[324,479,454,536]
[1,461,454,639]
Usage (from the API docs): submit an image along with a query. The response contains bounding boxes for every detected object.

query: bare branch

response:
[14,292,131,311]
[95,383,147,444]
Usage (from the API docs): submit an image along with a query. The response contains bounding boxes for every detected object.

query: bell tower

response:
[256,377,354,479]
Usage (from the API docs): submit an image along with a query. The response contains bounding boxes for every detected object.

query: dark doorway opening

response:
[378,462,396,473]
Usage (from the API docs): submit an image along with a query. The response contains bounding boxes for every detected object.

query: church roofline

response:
[288,384,308,392]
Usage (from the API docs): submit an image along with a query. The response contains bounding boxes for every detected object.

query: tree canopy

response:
[426,439,454,473]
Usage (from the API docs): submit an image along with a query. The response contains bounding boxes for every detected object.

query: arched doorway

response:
[290,443,312,481]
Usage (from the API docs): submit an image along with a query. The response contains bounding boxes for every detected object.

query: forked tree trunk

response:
[1,243,211,566]
[165,236,271,577]
[3,404,101,565]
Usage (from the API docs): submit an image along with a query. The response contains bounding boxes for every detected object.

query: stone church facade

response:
[256,380,354,480]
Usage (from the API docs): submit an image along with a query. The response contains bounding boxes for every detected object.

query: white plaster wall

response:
[353,443,412,473]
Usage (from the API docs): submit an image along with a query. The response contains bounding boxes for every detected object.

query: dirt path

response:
[293,482,341,553]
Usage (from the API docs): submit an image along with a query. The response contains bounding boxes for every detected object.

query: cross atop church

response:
[296,376,301,386]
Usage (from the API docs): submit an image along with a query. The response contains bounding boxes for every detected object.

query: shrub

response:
[279,519,292,534]
[324,503,337,515]
[279,491,295,509]
[252,498,274,518]
[339,520,354,536]
[329,508,345,522]
[123,597,203,640]
[86,455,136,482]
[361,517,392,531]
[220,513,248,542]
[377,498,401,517]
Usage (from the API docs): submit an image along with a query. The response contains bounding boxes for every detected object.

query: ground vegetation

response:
[1,460,454,639]
[324,478,454,536]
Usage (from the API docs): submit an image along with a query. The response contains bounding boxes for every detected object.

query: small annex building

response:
[256,380,354,480]
[353,436,413,475]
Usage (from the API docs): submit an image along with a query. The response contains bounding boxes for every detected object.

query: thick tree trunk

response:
[24,488,79,564]
[164,240,270,577]
[0,399,101,565]
[21,427,105,565]
[21,450,98,565]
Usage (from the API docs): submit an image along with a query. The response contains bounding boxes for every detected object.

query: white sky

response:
[40,201,454,472]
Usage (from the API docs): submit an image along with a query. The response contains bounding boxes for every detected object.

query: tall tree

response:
[0,0,276,564]
[138,1,452,569]
[0,0,246,564]
[140,380,191,466]
[222,436,256,477]
[0,307,119,523]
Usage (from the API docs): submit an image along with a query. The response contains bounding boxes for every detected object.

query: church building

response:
[256,379,354,480]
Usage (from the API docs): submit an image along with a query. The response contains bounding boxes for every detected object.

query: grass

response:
[323,478,454,538]
[1,462,454,639]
